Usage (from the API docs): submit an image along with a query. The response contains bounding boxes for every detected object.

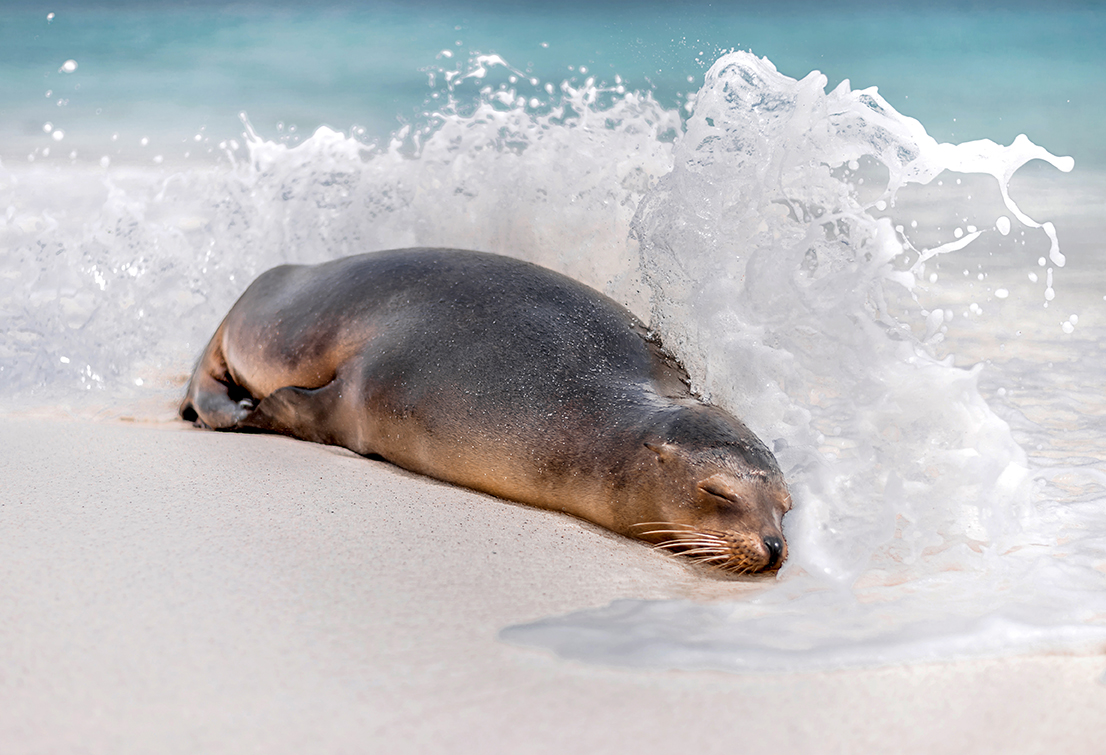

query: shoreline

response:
[2,415,1105,753]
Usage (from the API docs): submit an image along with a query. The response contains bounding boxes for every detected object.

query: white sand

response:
[2,415,1104,754]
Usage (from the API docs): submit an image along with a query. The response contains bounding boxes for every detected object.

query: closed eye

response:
[698,479,740,503]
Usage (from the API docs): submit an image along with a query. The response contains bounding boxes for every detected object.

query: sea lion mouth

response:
[630,522,785,575]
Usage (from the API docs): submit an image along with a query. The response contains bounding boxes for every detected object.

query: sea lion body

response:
[181,248,791,573]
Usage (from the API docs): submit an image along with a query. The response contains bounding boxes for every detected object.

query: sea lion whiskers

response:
[634,520,775,574]
[635,531,715,542]
[690,554,735,567]
[721,558,762,575]
[674,546,732,558]
[684,545,760,574]
[641,524,731,554]
[629,521,701,532]
[631,521,720,537]
[652,536,729,550]
[628,522,702,540]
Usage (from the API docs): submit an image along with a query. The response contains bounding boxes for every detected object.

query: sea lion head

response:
[626,403,792,574]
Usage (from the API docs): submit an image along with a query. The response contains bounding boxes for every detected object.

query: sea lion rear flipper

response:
[236,380,349,448]
[181,370,256,429]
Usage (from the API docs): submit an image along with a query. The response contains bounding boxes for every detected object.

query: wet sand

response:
[2,415,1104,754]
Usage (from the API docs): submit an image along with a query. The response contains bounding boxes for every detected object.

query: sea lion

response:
[181,248,791,573]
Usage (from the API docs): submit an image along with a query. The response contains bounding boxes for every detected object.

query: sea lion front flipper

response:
[236,380,350,448]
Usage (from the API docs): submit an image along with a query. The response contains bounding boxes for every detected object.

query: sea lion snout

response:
[632,519,788,575]
[763,534,786,570]
[628,453,791,574]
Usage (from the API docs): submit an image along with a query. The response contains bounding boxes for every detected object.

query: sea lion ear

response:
[644,441,677,463]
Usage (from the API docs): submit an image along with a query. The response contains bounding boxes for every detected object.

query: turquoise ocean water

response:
[3,1,1104,166]
[2,1,1105,671]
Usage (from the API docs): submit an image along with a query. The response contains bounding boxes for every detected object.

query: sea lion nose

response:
[763,535,784,568]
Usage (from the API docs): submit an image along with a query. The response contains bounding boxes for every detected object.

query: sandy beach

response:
[2,414,1104,754]
[3,2,1104,750]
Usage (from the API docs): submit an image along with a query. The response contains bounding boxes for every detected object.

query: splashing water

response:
[1,50,1102,669]
[0,59,678,410]
[634,53,1072,584]
[502,53,1106,670]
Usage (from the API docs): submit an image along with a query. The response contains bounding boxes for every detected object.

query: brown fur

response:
[181,249,791,573]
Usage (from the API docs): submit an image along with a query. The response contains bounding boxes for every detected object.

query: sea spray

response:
[631,52,1060,584]
[0,66,677,409]
[503,53,1106,669]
